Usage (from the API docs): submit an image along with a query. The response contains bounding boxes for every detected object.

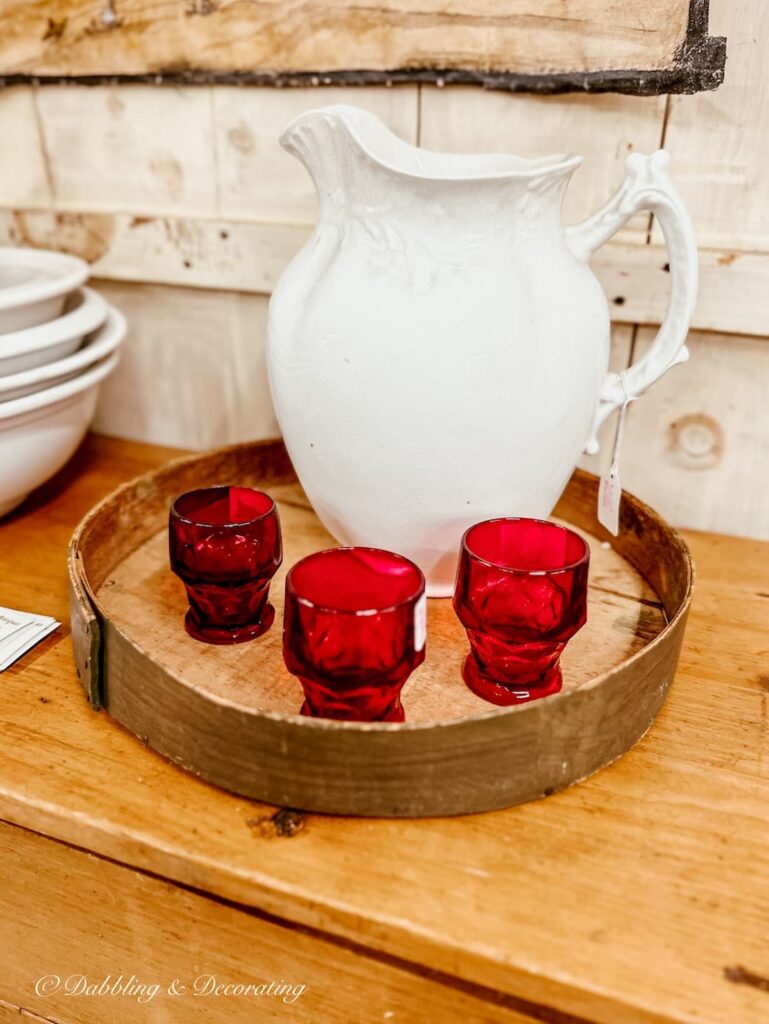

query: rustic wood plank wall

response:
[0,0,765,540]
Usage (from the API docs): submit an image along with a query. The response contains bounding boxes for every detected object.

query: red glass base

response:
[299,693,405,723]
[184,602,275,645]
[462,654,562,705]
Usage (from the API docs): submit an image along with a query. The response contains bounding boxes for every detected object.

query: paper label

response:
[0,609,30,644]
[598,465,621,536]
[597,388,633,538]
[414,594,427,652]
[0,605,59,672]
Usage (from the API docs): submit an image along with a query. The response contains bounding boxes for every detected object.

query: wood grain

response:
[36,84,219,217]
[1,435,769,1023]
[0,87,50,211]
[0,0,693,79]
[0,820,540,1024]
[655,0,769,251]
[420,87,667,247]
[31,84,419,222]
[586,242,769,338]
[622,327,769,540]
[89,281,280,450]
[211,85,420,224]
[0,1000,66,1023]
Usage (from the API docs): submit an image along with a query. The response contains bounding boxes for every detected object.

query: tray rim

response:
[67,438,694,815]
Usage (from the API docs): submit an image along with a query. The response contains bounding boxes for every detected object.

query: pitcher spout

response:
[279,106,374,211]
[280,104,582,202]
[279,104,378,159]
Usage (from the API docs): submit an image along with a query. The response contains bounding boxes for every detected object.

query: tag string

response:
[610,370,636,474]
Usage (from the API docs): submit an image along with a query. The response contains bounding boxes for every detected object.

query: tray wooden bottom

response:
[96,480,665,724]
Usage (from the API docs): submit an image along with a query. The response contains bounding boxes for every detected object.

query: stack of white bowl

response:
[0,247,125,517]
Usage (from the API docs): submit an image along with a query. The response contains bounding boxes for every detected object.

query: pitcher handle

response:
[566,150,698,454]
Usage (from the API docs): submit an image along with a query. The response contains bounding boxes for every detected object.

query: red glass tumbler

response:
[283,547,426,722]
[169,486,282,644]
[453,518,589,705]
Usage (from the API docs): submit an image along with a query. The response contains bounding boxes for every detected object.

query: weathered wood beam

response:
[0,0,725,95]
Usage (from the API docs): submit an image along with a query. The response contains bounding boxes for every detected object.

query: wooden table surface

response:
[1,434,768,1024]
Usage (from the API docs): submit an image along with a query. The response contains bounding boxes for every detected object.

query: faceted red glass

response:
[283,547,426,722]
[169,486,282,644]
[453,518,589,705]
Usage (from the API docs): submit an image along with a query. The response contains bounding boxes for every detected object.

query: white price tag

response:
[413,593,427,652]
[598,465,621,536]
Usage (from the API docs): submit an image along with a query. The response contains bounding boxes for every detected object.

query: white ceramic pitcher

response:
[268,105,697,596]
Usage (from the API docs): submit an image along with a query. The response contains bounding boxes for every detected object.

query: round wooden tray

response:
[68,440,692,817]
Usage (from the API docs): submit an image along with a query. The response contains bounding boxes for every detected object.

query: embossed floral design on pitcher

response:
[268,106,697,595]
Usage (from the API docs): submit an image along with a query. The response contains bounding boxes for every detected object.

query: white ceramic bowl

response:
[0,352,119,518]
[0,287,107,376]
[0,248,89,334]
[0,306,125,402]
